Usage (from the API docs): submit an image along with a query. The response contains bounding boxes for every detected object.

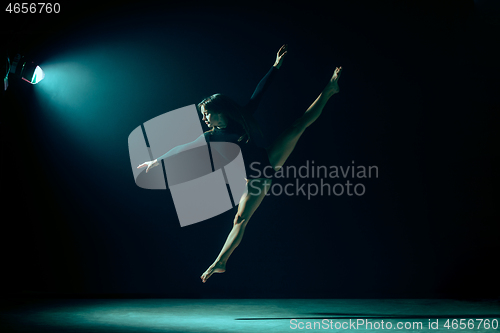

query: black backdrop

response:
[1,0,499,298]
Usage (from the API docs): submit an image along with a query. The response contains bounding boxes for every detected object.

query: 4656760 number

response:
[5,3,60,14]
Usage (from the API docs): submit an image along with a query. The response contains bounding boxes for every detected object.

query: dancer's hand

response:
[137,159,159,173]
[323,66,342,96]
[273,44,288,69]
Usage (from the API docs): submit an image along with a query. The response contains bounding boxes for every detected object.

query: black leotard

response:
[207,127,275,179]
[156,66,278,179]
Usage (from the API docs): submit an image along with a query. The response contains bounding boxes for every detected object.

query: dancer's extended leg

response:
[267,67,342,170]
[199,67,342,283]
[200,178,271,283]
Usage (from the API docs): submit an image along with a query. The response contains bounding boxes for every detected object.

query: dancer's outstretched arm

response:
[137,132,207,173]
[246,44,288,113]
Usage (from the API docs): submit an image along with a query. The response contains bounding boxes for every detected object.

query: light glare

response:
[31,66,45,84]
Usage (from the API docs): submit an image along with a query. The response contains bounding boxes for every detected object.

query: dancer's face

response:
[201,105,226,128]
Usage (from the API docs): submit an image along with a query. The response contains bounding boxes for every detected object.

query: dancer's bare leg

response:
[200,67,342,283]
[267,67,342,170]
[200,178,271,283]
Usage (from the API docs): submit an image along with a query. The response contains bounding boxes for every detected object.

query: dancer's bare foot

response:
[200,261,226,283]
[323,66,342,96]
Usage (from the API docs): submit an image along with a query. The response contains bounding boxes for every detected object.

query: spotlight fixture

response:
[8,54,45,87]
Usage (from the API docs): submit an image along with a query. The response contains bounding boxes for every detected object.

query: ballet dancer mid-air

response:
[138,44,342,282]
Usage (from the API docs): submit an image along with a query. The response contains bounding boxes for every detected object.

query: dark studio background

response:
[1,0,499,299]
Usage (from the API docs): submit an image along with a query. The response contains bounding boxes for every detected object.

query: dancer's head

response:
[197,93,252,142]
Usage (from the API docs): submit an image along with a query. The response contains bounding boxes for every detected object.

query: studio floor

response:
[1,298,499,333]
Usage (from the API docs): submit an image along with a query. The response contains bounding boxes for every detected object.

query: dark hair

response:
[197,93,254,143]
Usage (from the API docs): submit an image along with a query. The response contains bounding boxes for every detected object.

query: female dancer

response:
[138,45,342,283]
